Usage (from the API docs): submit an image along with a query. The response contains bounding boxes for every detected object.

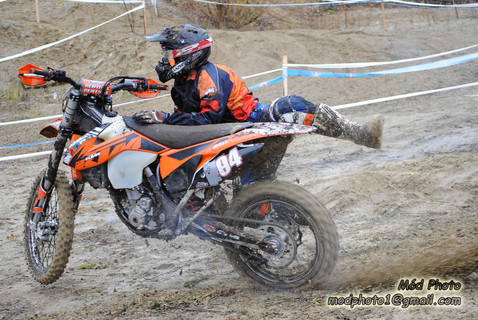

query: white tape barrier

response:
[391,0,478,8]
[286,44,478,69]
[242,68,282,79]
[0,114,62,127]
[2,81,477,162]
[191,0,376,7]
[323,0,478,6]
[190,0,478,8]
[65,0,143,3]
[333,81,478,110]
[150,0,158,15]
[0,2,145,63]
[0,151,51,162]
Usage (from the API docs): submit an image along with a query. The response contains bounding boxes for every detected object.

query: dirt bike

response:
[19,64,339,290]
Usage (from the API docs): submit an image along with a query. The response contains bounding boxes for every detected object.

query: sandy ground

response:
[0,1,477,319]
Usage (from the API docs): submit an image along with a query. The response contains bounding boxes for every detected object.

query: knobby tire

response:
[224,180,339,290]
[24,169,75,285]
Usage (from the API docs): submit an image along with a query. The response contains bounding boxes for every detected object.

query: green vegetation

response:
[0,77,60,121]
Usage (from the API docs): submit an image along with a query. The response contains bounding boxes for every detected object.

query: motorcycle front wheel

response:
[224,180,339,290]
[24,169,75,285]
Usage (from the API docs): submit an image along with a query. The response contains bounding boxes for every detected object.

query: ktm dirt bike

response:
[20,65,339,290]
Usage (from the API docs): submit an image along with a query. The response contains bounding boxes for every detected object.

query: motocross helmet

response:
[146,24,213,83]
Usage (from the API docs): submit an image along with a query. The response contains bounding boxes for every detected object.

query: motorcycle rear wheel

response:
[224,180,338,290]
[24,170,75,285]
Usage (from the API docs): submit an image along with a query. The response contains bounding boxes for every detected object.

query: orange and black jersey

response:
[164,62,258,125]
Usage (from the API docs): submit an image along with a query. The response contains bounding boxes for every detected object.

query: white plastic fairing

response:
[99,114,129,140]
[108,151,157,189]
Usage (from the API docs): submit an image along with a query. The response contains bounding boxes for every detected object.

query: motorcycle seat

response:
[123,116,253,149]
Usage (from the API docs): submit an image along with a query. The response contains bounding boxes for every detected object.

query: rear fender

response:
[197,122,313,169]
[190,143,264,189]
[159,122,312,187]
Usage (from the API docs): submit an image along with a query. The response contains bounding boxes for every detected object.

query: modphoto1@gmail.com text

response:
[327,278,462,309]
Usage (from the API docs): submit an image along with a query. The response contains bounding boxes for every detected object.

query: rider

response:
[133,24,384,149]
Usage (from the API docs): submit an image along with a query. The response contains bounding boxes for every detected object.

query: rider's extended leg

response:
[312,103,384,149]
[268,95,384,149]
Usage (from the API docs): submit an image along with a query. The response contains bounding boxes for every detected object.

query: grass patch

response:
[0,76,63,121]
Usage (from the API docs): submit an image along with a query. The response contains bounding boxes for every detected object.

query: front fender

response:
[40,118,62,138]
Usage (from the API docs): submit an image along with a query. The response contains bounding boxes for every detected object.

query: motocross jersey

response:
[164,62,258,125]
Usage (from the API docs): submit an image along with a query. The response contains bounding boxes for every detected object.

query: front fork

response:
[31,88,82,219]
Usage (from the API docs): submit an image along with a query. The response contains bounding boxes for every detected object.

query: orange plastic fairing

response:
[66,131,167,170]
[32,185,47,213]
[159,124,313,180]
[159,130,268,180]
[71,168,84,181]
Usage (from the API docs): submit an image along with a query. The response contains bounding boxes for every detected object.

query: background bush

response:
[161,0,477,30]
[163,0,267,29]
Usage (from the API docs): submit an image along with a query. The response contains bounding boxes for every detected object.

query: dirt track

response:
[1,1,477,319]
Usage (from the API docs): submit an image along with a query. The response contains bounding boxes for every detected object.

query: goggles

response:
[162,37,213,67]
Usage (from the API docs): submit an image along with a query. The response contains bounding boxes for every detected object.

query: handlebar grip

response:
[112,82,135,93]
[30,68,54,79]
[149,84,169,91]
[30,68,67,83]
[112,79,169,93]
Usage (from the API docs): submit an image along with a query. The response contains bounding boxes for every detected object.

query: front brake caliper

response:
[36,219,59,241]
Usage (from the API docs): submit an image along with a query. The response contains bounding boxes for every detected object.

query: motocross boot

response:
[312,103,384,149]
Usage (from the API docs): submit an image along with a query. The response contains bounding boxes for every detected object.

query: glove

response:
[132,110,168,124]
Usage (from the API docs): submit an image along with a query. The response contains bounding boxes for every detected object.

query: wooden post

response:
[380,1,387,30]
[343,3,348,28]
[143,1,147,35]
[282,55,288,97]
[35,0,40,23]
[451,0,459,19]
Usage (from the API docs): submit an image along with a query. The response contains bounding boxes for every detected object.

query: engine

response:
[124,186,163,230]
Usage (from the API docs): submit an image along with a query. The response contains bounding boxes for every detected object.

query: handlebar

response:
[30,67,79,88]
[28,67,168,96]
[111,78,168,93]
[111,82,134,93]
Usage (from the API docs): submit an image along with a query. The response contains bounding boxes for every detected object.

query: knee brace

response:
[270,95,317,124]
